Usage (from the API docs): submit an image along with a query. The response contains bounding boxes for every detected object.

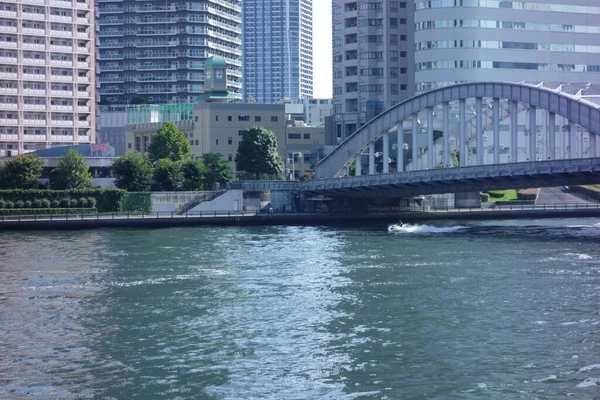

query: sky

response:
[312,0,333,98]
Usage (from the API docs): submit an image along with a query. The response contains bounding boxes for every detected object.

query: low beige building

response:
[125,103,324,179]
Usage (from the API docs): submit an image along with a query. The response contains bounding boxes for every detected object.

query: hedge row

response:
[0,197,97,209]
[0,189,126,212]
[0,208,96,216]
[121,192,152,213]
[569,185,600,201]
[517,189,539,201]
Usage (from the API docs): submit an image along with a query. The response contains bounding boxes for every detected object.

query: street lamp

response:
[287,151,303,180]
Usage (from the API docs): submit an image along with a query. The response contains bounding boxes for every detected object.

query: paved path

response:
[536,186,596,205]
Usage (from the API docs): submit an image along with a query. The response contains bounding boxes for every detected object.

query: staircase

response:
[176,190,226,215]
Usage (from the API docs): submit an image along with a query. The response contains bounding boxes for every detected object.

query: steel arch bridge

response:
[315,82,600,188]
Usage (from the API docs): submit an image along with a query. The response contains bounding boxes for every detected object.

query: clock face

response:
[205,69,211,79]
[216,70,224,80]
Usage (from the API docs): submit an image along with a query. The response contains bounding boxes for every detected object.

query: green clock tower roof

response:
[204,56,227,69]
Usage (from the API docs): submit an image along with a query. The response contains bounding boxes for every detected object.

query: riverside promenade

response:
[0,203,599,230]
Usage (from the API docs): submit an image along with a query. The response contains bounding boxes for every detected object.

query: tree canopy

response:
[147,122,192,162]
[112,152,152,192]
[151,158,183,191]
[202,153,233,190]
[180,159,205,191]
[0,153,44,189]
[50,149,92,190]
[235,126,283,179]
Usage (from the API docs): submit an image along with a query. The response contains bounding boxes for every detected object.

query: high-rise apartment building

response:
[331,0,413,143]
[242,0,313,104]
[413,1,600,93]
[96,0,242,105]
[0,0,95,157]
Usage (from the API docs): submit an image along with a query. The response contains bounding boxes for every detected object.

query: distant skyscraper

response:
[331,0,413,143]
[96,0,242,105]
[0,0,96,156]
[242,0,313,104]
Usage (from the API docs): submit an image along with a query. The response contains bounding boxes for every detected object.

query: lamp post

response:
[287,151,303,180]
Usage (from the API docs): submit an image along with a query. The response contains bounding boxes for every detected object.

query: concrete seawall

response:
[0,208,599,231]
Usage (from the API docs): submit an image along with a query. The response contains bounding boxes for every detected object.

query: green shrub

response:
[51,199,60,208]
[4,201,13,209]
[0,189,126,212]
[33,199,43,208]
[0,199,5,208]
[87,197,97,208]
[70,198,78,208]
[480,193,490,203]
[60,198,71,208]
[121,192,152,213]
[24,200,32,208]
[15,200,24,208]
[0,208,96,216]
[41,199,51,208]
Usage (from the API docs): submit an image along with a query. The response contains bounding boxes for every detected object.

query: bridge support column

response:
[396,123,404,172]
[510,101,518,163]
[412,114,418,171]
[355,151,361,176]
[569,122,576,159]
[383,131,390,173]
[443,102,449,168]
[548,112,556,159]
[493,98,500,164]
[529,106,537,161]
[459,99,466,166]
[590,133,597,158]
[476,97,483,165]
[579,129,584,159]
[427,107,434,169]
[368,142,375,175]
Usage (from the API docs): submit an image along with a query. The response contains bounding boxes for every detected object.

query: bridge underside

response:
[302,159,600,198]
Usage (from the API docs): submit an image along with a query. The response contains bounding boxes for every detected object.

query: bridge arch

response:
[316,82,600,178]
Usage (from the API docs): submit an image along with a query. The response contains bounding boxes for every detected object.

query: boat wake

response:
[388,224,467,234]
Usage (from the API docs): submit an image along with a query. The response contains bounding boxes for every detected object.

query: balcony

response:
[78,121,90,127]
[77,17,90,25]
[23,89,46,96]
[24,134,48,141]
[77,47,90,54]
[78,106,90,112]
[0,118,18,125]
[0,41,17,49]
[0,72,17,79]
[22,12,45,21]
[23,73,46,80]
[0,56,17,64]
[52,0,73,8]
[23,0,45,4]
[77,32,89,39]
[50,30,73,38]
[51,120,74,127]
[51,75,74,82]
[50,60,73,67]
[23,58,46,66]
[50,45,73,52]
[51,90,73,96]
[77,76,90,83]
[23,43,47,51]
[51,105,74,111]
[23,119,46,126]
[0,26,17,34]
[22,28,45,35]
[0,103,18,111]
[77,91,91,97]
[23,104,46,111]
[77,61,90,68]
[0,135,19,142]
[77,2,90,10]
[52,135,75,141]
[0,10,17,18]
[50,15,73,23]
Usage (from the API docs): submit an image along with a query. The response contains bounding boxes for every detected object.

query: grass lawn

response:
[488,189,518,202]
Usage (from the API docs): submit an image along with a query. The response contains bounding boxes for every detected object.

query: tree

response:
[112,152,152,192]
[147,122,192,162]
[180,159,205,191]
[0,153,44,189]
[151,158,183,191]
[50,148,92,190]
[202,153,233,190]
[235,126,284,179]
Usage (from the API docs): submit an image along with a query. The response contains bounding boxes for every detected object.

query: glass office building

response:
[242,0,313,104]
[97,0,243,105]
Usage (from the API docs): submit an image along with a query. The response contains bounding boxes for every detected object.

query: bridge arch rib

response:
[316,82,600,178]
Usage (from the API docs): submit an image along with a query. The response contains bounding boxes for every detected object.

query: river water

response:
[0,218,599,399]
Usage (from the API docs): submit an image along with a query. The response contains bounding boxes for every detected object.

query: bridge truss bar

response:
[493,98,500,164]
[369,142,375,175]
[427,107,434,170]
[476,97,483,166]
[459,99,466,166]
[383,131,390,173]
[529,106,537,161]
[570,122,576,159]
[549,112,556,160]
[579,128,585,159]
[510,100,518,163]
[397,123,404,172]
[412,114,418,171]
[443,102,449,168]
[355,151,361,176]
[591,133,597,158]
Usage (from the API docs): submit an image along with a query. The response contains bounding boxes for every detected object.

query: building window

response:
[215,115,218,121]
[238,130,245,136]
[228,154,233,162]
[128,143,131,149]
[238,115,250,121]
[228,136,232,145]
[303,133,310,139]
[255,116,261,122]
[228,116,232,121]
[195,140,199,145]
[216,139,219,145]
[271,116,278,122]
[288,133,301,139]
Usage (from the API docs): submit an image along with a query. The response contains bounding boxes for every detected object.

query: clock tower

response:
[204,55,228,92]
